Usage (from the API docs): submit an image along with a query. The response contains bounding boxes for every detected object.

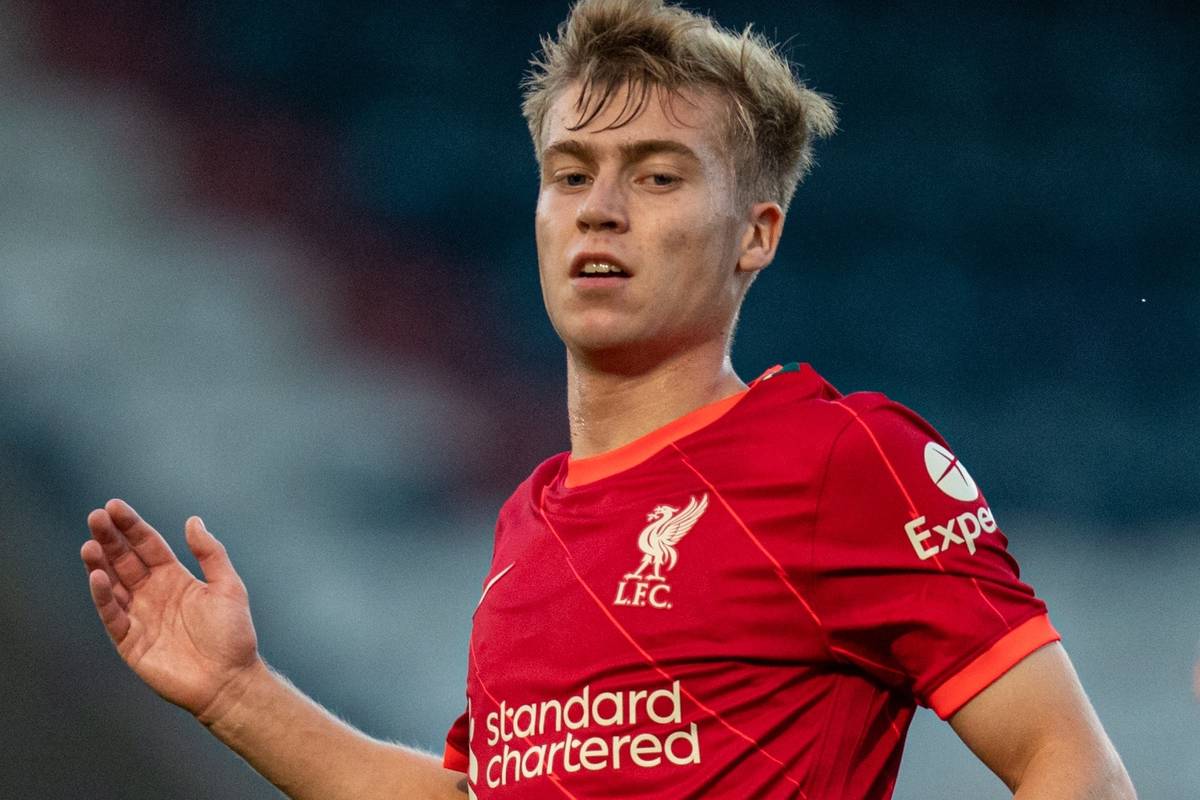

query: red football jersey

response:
[443,364,1058,799]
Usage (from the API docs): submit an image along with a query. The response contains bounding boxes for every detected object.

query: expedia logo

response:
[906,441,996,560]
[905,506,998,560]
[924,442,979,501]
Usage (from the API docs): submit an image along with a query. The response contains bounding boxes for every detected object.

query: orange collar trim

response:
[564,388,750,488]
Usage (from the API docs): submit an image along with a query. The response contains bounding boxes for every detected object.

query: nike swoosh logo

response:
[475,562,515,611]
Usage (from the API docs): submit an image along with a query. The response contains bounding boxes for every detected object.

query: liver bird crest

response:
[624,494,709,581]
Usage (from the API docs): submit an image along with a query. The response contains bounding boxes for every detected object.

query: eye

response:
[558,172,590,188]
[640,173,680,189]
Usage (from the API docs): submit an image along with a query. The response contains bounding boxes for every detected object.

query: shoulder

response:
[814,388,1002,567]
[484,452,569,568]
[749,365,984,520]
[819,391,973,507]
[495,451,569,525]
[741,363,947,461]
[827,392,951,465]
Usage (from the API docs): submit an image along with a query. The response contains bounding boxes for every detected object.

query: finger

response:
[104,499,178,567]
[87,508,151,589]
[185,516,243,593]
[89,569,131,644]
[80,540,131,609]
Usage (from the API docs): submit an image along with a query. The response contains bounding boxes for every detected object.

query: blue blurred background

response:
[2,1,1196,797]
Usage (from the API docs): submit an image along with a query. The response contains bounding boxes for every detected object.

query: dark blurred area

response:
[2,1,1196,797]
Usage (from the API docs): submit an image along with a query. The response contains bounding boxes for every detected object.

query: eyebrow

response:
[542,138,703,168]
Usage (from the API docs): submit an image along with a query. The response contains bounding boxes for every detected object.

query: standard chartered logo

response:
[481,681,700,789]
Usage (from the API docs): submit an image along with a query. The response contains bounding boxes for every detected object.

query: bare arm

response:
[950,643,1135,799]
[199,660,466,799]
[82,499,465,800]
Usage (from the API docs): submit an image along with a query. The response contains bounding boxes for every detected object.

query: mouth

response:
[570,252,633,281]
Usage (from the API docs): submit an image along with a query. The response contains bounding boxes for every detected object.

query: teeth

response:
[581,261,625,275]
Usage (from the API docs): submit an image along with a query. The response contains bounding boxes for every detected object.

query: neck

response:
[565,340,746,460]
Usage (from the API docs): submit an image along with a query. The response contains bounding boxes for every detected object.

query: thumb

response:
[185,516,243,591]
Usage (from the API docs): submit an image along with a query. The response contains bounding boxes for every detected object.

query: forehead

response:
[541,81,729,160]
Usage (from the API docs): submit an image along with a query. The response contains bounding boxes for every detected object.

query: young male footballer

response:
[81,0,1136,797]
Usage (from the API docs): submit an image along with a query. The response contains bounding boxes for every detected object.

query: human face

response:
[534,82,762,371]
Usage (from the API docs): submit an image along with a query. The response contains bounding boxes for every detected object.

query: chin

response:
[565,331,682,375]
[565,330,639,357]
[556,311,636,349]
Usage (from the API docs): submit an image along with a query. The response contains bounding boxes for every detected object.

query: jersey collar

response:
[563,364,787,488]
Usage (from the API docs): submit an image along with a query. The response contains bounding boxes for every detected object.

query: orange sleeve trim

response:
[565,388,748,487]
[442,743,469,773]
[928,614,1061,720]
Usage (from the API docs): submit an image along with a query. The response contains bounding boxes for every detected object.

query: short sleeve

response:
[442,708,469,773]
[809,397,1060,719]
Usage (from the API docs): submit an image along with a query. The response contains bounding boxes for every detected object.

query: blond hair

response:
[522,0,837,212]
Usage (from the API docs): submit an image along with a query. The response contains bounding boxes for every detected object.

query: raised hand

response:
[81,499,261,721]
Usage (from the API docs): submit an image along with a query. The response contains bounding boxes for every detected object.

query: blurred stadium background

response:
[1,0,1196,797]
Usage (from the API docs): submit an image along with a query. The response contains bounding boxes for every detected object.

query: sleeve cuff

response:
[442,743,469,773]
[928,613,1061,719]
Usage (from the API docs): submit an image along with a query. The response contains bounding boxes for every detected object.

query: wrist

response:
[197,657,272,734]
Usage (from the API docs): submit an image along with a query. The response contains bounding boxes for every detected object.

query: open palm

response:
[82,499,260,719]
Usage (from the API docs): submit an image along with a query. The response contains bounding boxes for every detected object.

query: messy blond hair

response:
[522,0,837,213]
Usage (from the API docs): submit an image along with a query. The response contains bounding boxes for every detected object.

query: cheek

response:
[657,224,692,254]
[644,208,704,258]
[534,211,557,269]
[651,218,728,280]
[535,197,572,251]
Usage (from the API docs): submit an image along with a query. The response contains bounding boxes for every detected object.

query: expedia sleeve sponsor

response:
[478,681,700,790]
[808,400,1052,713]
[904,505,999,560]
[903,439,1001,560]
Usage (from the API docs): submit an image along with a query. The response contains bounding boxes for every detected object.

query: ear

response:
[736,202,784,274]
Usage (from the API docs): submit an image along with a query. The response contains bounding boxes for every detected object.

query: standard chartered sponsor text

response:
[481,680,700,788]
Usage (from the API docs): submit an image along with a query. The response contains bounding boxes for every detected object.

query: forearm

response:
[1012,740,1136,800]
[201,659,465,800]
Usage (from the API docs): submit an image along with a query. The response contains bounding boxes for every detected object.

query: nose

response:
[576,176,628,234]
